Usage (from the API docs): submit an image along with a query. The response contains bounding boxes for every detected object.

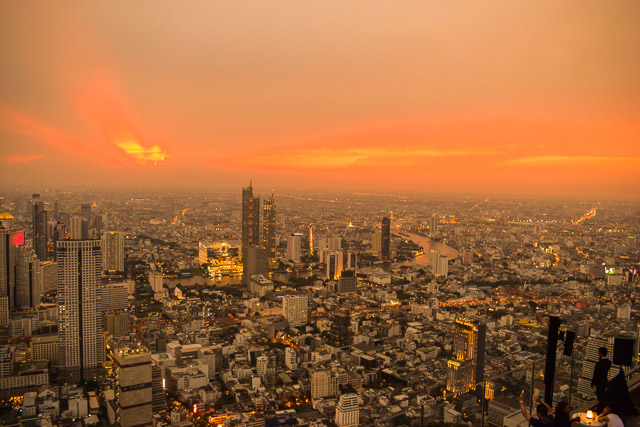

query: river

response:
[164,271,313,288]
[400,232,459,267]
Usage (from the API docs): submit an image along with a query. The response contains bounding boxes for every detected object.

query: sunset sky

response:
[1,1,639,198]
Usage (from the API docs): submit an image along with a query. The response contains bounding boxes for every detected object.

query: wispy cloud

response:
[115,140,170,166]
[506,155,640,168]
[226,145,487,170]
[4,154,43,164]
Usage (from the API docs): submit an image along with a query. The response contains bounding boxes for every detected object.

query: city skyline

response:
[1,1,639,198]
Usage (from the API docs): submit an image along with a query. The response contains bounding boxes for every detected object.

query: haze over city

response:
[2,1,640,197]
[1,2,640,427]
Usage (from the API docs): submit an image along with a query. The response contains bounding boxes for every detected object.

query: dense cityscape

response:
[0,186,638,426]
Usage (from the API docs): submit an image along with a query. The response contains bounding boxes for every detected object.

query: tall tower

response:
[326,251,343,280]
[241,182,260,249]
[242,182,261,283]
[32,197,48,261]
[446,318,486,395]
[57,240,103,383]
[381,217,391,260]
[262,195,276,265]
[286,235,302,263]
[0,213,22,309]
[14,245,41,309]
[101,231,125,273]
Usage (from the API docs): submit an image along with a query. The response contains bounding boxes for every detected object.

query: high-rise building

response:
[57,240,103,383]
[113,345,153,427]
[430,214,438,237]
[335,393,359,427]
[345,252,357,270]
[242,182,260,249]
[101,231,124,273]
[70,216,85,240]
[262,194,277,265]
[282,295,308,327]
[327,312,352,348]
[14,245,42,309]
[446,318,486,395]
[326,251,343,280]
[256,355,269,378]
[151,365,167,414]
[577,336,615,399]
[242,182,261,283]
[381,217,391,260]
[32,199,48,261]
[286,235,302,263]
[0,213,23,309]
[433,251,448,277]
[371,230,382,256]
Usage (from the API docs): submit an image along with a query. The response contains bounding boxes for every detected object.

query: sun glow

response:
[115,140,170,166]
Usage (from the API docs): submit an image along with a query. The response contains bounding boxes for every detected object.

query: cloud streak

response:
[4,154,44,164]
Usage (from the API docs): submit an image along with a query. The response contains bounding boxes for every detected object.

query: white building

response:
[371,231,382,255]
[286,235,302,263]
[256,355,269,378]
[101,231,124,273]
[149,271,164,293]
[57,240,103,383]
[335,393,359,427]
[285,347,297,370]
[282,295,308,327]
[432,251,448,277]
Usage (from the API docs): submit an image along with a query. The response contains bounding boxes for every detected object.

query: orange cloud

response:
[224,145,488,170]
[4,154,43,164]
[506,155,640,169]
[115,140,170,166]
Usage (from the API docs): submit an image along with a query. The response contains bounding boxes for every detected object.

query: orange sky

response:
[1,1,639,198]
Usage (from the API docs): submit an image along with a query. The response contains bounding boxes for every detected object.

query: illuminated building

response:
[32,196,48,261]
[199,241,242,276]
[286,235,302,263]
[335,393,359,427]
[262,194,277,266]
[282,295,308,327]
[432,251,448,277]
[57,240,103,383]
[326,251,343,280]
[101,231,124,273]
[113,344,153,427]
[242,182,260,283]
[381,217,391,260]
[446,318,486,395]
[151,365,166,414]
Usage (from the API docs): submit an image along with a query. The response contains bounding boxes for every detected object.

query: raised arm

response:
[519,391,531,422]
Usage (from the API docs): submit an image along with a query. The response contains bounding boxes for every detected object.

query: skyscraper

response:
[326,251,343,280]
[430,214,438,237]
[14,245,42,309]
[432,251,448,277]
[381,217,391,260]
[57,240,103,383]
[101,231,125,273]
[32,198,48,261]
[242,182,260,249]
[371,230,382,256]
[262,194,277,266]
[0,213,22,310]
[286,235,302,263]
[242,182,261,283]
[327,312,352,348]
[446,318,486,395]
